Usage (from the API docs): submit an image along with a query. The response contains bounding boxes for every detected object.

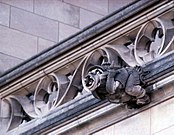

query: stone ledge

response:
[0,0,162,88]
[59,82,174,135]
[7,50,174,134]
[7,93,106,135]
[6,77,174,135]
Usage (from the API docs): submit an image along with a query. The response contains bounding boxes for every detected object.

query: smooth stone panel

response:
[80,8,103,29]
[153,125,174,135]
[109,0,134,13]
[64,0,108,15]
[34,0,79,27]
[59,23,80,41]
[0,3,10,27]
[0,25,37,59]
[94,110,150,135]
[0,0,34,12]
[0,53,23,73]
[11,7,59,42]
[38,38,55,53]
[151,97,174,134]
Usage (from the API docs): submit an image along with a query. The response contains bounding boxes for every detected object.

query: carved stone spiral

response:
[1,10,173,132]
[134,18,174,65]
[34,73,69,116]
[1,97,24,133]
[82,47,126,93]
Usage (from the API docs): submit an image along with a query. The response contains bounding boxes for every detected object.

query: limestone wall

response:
[0,0,133,73]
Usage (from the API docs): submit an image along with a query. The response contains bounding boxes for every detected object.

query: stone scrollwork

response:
[1,97,24,132]
[1,10,174,132]
[34,73,69,116]
[134,18,174,65]
[82,47,150,106]
[82,48,125,89]
[82,47,127,100]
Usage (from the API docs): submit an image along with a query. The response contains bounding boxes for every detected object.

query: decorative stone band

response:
[0,0,172,97]
[0,0,173,134]
[5,69,174,135]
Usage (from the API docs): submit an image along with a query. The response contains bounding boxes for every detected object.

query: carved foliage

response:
[0,10,173,132]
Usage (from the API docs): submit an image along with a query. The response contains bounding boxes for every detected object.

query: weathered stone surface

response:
[151,97,174,134]
[0,3,10,27]
[10,7,59,42]
[7,94,100,135]
[94,110,150,135]
[0,0,34,12]
[114,110,150,135]
[0,25,37,59]
[38,38,55,53]
[34,0,79,27]
[0,53,23,73]
[109,0,133,13]
[64,0,108,15]
[93,125,115,135]
[59,23,80,41]
[80,9,103,29]
[153,125,174,135]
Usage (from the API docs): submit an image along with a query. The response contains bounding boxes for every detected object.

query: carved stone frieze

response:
[0,5,173,134]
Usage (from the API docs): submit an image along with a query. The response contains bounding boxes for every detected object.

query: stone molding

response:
[0,0,174,134]
[0,0,168,96]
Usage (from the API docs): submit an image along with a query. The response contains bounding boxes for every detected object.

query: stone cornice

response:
[7,51,174,135]
[0,0,174,134]
[7,73,174,134]
[0,0,171,98]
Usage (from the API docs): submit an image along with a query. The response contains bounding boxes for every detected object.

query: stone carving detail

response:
[34,73,69,116]
[134,18,174,65]
[1,97,24,132]
[1,10,173,132]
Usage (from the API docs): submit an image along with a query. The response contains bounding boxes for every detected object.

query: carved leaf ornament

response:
[1,10,174,132]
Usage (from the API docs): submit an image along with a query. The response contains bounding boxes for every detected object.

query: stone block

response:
[153,125,174,135]
[94,125,115,135]
[94,110,150,135]
[59,23,80,41]
[0,3,10,26]
[0,3,10,27]
[114,110,150,135]
[0,0,34,12]
[109,0,133,13]
[80,9,103,29]
[0,25,37,59]
[34,0,79,27]
[10,7,58,42]
[0,53,23,73]
[151,97,174,134]
[38,38,55,53]
[64,0,108,15]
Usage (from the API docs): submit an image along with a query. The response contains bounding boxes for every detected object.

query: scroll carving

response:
[1,10,173,132]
